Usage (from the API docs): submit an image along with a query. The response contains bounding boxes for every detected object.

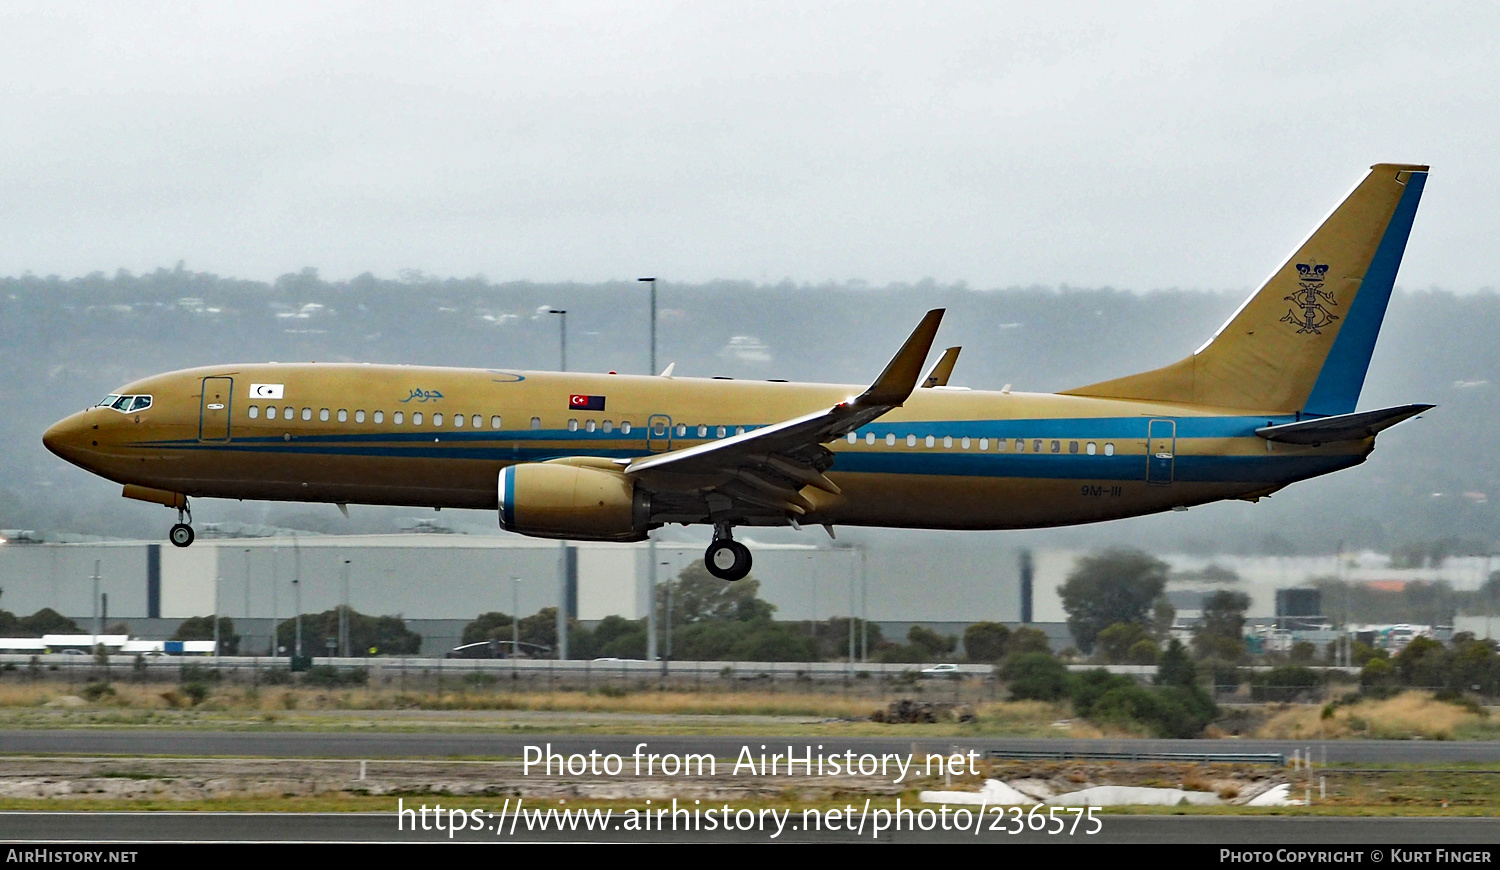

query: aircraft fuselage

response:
[43,362,1364,531]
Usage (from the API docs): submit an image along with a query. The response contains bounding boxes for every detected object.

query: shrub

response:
[302,666,368,687]
[1001,653,1067,701]
[1251,665,1321,702]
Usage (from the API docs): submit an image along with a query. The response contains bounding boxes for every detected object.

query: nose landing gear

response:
[169,501,194,548]
[704,524,752,582]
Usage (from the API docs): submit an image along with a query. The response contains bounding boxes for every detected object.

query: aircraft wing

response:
[619,309,944,518]
[922,346,961,387]
[1255,403,1434,445]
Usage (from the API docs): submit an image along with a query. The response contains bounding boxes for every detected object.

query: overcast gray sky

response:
[1,1,1494,291]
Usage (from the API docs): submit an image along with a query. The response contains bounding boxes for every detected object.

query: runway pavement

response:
[1,811,1497,844]
[4,730,1500,763]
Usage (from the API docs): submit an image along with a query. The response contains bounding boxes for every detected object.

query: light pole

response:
[548,308,569,662]
[340,558,351,658]
[292,533,303,660]
[270,545,279,659]
[638,277,659,662]
[243,548,251,653]
[511,576,521,673]
[548,309,567,372]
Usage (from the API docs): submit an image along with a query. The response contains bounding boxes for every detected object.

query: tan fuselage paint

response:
[46,362,1368,531]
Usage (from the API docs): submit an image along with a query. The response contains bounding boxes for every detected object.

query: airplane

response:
[43,163,1430,582]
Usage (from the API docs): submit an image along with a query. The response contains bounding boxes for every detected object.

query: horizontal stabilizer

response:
[1255,403,1433,444]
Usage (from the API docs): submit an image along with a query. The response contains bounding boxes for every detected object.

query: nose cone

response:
[43,412,91,465]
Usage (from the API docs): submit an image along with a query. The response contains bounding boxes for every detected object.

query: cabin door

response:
[1147,419,1175,485]
[646,414,673,452]
[199,377,233,443]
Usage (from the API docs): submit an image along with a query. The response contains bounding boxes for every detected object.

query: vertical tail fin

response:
[1061,163,1428,413]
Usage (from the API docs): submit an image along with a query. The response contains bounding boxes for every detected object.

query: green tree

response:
[172,615,239,655]
[1008,626,1053,655]
[907,625,957,658]
[275,609,421,656]
[1058,549,1168,654]
[1193,590,1250,662]
[1155,639,1198,688]
[657,563,776,627]
[963,622,1010,662]
[19,608,81,636]
[1125,638,1160,665]
[1001,652,1068,701]
[1095,622,1150,663]
[461,611,514,645]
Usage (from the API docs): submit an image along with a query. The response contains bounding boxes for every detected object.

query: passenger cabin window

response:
[906,435,916,447]
[735,426,746,436]
[620,422,631,434]
[320,409,330,422]
[1069,440,1079,454]
[248,405,260,419]
[716,426,727,438]
[675,424,687,437]
[1050,440,1060,454]
[587,420,597,432]
[413,412,423,425]
[1016,439,1025,453]
[943,436,954,449]
[847,433,858,444]
[1033,439,1044,453]
[433,413,443,426]
[266,406,277,420]
[374,411,384,424]
[453,413,464,427]
[491,415,502,429]
[568,419,579,432]
[1086,442,1096,455]
[298,407,308,420]
[355,410,365,423]
[979,437,989,451]
[885,434,896,446]
[393,411,404,424]
[602,420,613,433]
[1104,442,1115,456]
[337,409,348,422]
[865,432,875,445]
[473,415,483,428]
[925,435,936,448]
[698,425,709,438]
[960,437,969,449]
[530,417,541,430]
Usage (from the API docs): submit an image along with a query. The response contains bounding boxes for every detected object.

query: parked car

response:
[920,663,961,676]
[445,640,551,659]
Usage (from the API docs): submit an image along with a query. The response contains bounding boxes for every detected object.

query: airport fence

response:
[2,653,1493,707]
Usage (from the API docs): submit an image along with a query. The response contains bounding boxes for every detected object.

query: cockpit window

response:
[100,394,153,413]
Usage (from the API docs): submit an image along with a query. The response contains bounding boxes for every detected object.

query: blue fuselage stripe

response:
[1304,172,1427,416]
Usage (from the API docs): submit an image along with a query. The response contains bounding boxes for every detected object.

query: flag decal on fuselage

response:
[569,394,606,411]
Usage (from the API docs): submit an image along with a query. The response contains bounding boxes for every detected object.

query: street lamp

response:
[638,277,659,662]
[548,309,567,372]
[340,558,351,658]
[548,307,569,661]
[512,577,521,673]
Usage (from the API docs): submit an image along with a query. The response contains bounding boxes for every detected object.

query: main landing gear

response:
[704,523,752,582]
[168,500,194,548]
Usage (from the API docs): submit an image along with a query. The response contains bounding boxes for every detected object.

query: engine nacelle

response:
[498,461,652,541]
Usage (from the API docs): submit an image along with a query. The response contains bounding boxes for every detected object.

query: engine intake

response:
[498,461,651,541]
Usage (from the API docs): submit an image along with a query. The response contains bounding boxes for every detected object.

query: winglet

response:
[855,309,945,407]
[922,346,961,388]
